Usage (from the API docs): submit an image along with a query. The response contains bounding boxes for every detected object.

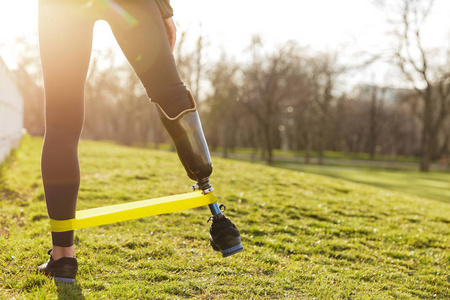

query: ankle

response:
[52,245,75,260]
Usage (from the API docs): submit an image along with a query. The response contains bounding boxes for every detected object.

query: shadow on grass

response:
[55,281,85,300]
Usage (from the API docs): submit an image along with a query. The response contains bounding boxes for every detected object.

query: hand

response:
[163,17,177,52]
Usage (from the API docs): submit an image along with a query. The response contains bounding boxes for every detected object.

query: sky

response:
[0,0,449,87]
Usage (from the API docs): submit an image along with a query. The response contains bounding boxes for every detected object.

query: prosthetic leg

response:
[155,91,244,257]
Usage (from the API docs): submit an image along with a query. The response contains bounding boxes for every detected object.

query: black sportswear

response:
[39,0,191,246]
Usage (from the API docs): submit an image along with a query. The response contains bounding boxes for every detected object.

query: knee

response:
[45,121,83,142]
[45,108,84,141]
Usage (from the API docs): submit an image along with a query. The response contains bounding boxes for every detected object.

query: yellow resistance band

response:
[50,191,217,232]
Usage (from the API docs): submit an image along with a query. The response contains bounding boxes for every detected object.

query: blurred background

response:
[0,0,449,177]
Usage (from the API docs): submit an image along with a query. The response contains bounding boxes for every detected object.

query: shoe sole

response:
[220,243,244,258]
[54,277,76,284]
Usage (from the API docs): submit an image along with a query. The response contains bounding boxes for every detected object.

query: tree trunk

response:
[420,88,433,172]
[264,124,273,164]
[222,123,229,159]
[304,132,311,164]
[368,87,378,160]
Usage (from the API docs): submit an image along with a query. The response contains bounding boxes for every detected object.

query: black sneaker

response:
[208,205,244,257]
[37,249,78,283]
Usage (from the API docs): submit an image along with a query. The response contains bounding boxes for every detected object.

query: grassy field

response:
[274,162,450,205]
[209,147,423,164]
[0,136,449,299]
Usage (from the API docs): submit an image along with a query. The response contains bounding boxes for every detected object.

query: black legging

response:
[39,0,191,246]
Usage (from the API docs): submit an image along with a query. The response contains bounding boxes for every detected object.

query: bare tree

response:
[174,27,207,107]
[308,52,343,164]
[241,38,304,164]
[83,49,164,146]
[367,86,385,159]
[203,53,242,158]
[388,0,450,171]
[11,38,45,136]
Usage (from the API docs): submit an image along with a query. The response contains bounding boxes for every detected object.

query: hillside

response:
[1,136,449,299]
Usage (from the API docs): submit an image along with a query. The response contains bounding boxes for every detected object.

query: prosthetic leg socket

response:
[155,91,213,189]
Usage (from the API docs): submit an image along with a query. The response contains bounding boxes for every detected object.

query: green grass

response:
[211,147,423,164]
[1,136,449,299]
[274,162,450,204]
[273,149,422,163]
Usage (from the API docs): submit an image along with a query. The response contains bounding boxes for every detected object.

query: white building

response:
[0,56,24,163]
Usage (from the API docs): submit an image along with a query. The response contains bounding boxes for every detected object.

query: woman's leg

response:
[106,0,213,182]
[105,1,243,257]
[106,0,192,118]
[39,1,95,257]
